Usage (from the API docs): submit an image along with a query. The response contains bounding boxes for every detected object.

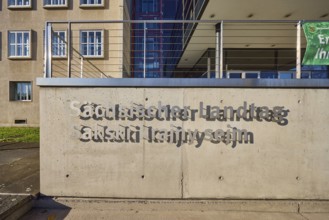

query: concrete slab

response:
[300,201,329,213]
[301,213,329,220]
[18,198,329,220]
[39,87,329,199]
[0,195,34,220]
[0,143,39,195]
[33,197,299,213]
[21,209,306,220]
[0,143,39,219]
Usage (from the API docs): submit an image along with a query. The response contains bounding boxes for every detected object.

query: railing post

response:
[215,22,223,78]
[207,53,211,78]
[296,21,301,79]
[43,22,48,78]
[143,21,147,78]
[45,22,52,78]
[67,22,72,78]
[80,56,83,78]
[220,22,223,79]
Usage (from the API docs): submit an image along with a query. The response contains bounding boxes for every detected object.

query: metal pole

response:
[80,56,83,78]
[43,22,48,78]
[143,22,147,78]
[296,21,301,79]
[215,23,221,78]
[220,22,223,79]
[207,55,211,78]
[67,22,72,78]
[46,23,52,78]
[193,0,196,20]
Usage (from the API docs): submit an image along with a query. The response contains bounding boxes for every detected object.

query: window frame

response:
[80,30,104,58]
[226,71,260,79]
[9,81,33,102]
[8,0,32,9]
[43,0,68,8]
[80,0,104,8]
[278,71,296,79]
[8,30,32,59]
[52,30,67,58]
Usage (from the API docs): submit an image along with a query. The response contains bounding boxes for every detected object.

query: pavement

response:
[0,142,39,219]
[20,198,329,220]
[1,142,329,220]
[0,142,39,195]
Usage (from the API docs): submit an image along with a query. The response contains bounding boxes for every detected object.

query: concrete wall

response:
[39,85,329,199]
[0,0,127,126]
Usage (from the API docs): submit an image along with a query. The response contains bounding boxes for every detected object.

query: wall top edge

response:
[36,78,329,88]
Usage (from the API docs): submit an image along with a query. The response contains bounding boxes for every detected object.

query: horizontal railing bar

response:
[46,19,326,24]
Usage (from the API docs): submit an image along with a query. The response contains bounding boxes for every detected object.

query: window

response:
[8,0,31,8]
[8,31,31,58]
[229,73,242,79]
[245,72,260,79]
[245,73,259,79]
[44,0,67,8]
[9,82,32,101]
[80,0,104,7]
[278,71,295,79]
[80,30,103,58]
[141,0,158,13]
[52,31,66,57]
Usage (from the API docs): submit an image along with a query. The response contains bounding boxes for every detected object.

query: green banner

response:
[303,22,329,65]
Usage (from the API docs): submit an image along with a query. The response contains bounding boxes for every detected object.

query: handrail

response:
[43,19,329,79]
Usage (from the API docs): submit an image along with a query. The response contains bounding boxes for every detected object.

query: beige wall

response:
[0,0,127,126]
[40,86,329,199]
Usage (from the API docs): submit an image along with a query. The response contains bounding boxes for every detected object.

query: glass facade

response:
[131,0,182,78]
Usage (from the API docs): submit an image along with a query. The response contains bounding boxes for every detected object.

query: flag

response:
[303,22,329,65]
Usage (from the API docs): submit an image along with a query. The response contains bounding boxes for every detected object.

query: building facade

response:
[131,0,181,78]
[176,0,329,78]
[0,0,130,126]
[1,0,329,126]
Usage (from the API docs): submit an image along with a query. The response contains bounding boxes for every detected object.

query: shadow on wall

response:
[32,0,37,10]
[0,32,2,61]
[32,31,37,60]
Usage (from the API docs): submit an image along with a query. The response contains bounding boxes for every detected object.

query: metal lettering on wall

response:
[70,101,289,148]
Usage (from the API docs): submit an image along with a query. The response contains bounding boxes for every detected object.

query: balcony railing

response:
[43,20,329,79]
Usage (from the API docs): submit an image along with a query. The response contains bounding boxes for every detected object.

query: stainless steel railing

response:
[43,20,329,79]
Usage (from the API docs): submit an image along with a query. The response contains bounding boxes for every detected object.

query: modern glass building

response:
[130,0,181,78]
[175,0,329,78]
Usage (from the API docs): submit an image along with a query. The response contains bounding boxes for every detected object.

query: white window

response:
[52,31,67,57]
[80,0,103,7]
[8,0,31,8]
[80,30,103,58]
[8,31,31,58]
[10,82,32,101]
[44,0,67,7]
